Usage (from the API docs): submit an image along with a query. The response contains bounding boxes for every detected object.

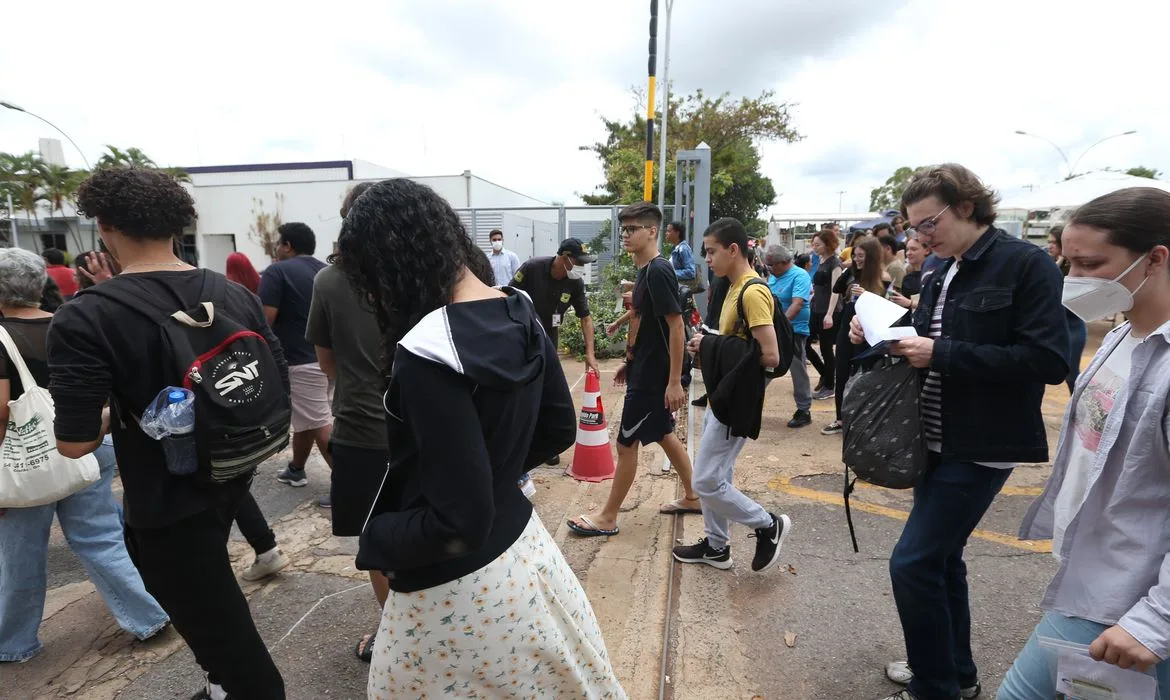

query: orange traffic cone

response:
[567,369,616,483]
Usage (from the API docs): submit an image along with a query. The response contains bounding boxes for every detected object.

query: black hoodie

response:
[355,289,577,592]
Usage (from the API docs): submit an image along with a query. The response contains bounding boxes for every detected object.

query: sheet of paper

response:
[1056,651,1156,699]
[855,291,915,347]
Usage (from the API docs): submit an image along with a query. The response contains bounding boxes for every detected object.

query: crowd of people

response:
[0,160,1167,700]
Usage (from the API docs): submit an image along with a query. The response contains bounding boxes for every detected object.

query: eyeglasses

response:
[916,205,950,236]
[620,224,653,234]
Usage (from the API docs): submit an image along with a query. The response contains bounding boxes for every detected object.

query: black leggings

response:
[807,311,837,389]
[125,497,285,699]
[834,310,857,422]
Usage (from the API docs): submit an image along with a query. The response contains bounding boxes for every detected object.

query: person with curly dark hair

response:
[47,167,289,700]
[339,179,625,699]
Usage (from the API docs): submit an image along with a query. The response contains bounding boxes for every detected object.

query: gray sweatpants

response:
[693,409,773,551]
[789,334,812,411]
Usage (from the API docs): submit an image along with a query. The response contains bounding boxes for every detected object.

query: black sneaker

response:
[275,463,308,487]
[787,410,812,428]
[750,513,792,572]
[672,538,732,570]
[545,455,561,467]
[820,420,843,435]
[691,394,709,408]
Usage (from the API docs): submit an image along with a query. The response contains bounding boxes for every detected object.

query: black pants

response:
[807,311,837,389]
[235,491,277,554]
[834,310,858,422]
[125,497,285,699]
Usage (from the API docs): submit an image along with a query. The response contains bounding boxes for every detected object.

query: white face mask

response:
[491,240,504,252]
[1062,253,1150,322]
[566,265,585,281]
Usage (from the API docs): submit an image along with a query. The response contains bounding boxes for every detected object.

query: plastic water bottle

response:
[517,472,536,500]
[158,388,199,476]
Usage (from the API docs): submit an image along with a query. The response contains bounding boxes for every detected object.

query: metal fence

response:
[455,204,684,284]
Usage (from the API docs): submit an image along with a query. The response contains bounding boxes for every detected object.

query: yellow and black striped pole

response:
[644,0,659,202]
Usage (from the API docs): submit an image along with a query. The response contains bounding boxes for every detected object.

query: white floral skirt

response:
[367,510,627,699]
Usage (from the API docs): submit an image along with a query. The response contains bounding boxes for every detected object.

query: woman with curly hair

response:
[341,179,626,699]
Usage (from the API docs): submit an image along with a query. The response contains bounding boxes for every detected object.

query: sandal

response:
[659,499,702,515]
[355,632,377,663]
[566,515,620,537]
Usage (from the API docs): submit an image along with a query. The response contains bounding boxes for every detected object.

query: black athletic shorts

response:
[616,388,675,447]
[329,442,390,537]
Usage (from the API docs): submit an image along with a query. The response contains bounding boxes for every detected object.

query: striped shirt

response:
[922,263,959,449]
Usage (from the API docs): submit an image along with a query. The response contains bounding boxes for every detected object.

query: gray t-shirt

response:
[305,264,386,450]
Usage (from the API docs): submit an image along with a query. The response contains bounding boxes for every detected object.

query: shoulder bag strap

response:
[0,325,41,392]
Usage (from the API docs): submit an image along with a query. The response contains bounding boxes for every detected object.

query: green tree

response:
[96,145,191,182]
[580,89,801,235]
[6,152,48,232]
[40,163,88,251]
[869,166,921,212]
[1124,165,1162,179]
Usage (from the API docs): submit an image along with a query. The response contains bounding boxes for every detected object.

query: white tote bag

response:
[0,325,100,508]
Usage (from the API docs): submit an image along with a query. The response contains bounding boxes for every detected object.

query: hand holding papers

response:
[855,292,918,347]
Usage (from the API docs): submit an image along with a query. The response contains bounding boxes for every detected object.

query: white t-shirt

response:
[1052,331,1143,557]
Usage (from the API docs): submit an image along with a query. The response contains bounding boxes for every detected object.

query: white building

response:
[186,159,550,273]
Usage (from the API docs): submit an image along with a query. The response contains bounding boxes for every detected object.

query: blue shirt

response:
[670,240,696,281]
[489,248,521,286]
[767,266,812,336]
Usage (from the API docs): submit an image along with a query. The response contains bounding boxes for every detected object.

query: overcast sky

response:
[2,0,1165,215]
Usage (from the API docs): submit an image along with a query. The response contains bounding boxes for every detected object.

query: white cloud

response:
[2,0,1166,214]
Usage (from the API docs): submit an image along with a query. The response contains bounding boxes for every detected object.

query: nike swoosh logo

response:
[620,413,652,439]
[770,522,781,545]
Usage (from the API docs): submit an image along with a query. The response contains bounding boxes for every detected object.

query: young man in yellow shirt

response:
[674,218,793,572]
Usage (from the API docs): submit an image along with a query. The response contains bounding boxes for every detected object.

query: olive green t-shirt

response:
[305,264,387,450]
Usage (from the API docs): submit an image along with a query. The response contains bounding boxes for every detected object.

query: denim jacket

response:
[671,240,696,281]
[1019,320,1170,659]
[911,227,1069,463]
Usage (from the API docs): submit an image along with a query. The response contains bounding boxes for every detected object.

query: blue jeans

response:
[889,458,1011,700]
[0,444,169,662]
[998,612,1170,699]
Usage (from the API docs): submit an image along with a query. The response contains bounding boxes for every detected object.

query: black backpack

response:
[87,272,291,485]
[735,278,796,378]
[839,355,928,552]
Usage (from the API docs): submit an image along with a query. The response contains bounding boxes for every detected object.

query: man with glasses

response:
[764,245,813,428]
[568,202,701,537]
[510,238,598,466]
[850,164,1068,700]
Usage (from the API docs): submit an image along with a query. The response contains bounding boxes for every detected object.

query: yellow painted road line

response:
[767,476,1051,554]
[848,480,1044,498]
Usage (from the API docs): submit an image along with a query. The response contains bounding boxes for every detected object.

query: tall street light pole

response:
[1070,131,1138,176]
[656,0,675,218]
[1014,129,1137,180]
[0,101,92,169]
[643,0,659,204]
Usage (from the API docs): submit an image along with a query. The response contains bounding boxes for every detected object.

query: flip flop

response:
[659,499,702,515]
[566,516,619,537]
[355,632,377,663]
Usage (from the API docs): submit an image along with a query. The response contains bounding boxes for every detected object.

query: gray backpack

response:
[840,355,927,552]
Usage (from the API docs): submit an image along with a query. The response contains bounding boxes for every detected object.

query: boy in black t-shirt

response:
[48,168,288,700]
[568,202,701,537]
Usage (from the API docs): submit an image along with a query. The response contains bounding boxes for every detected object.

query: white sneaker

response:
[884,661,982,698]
[242,547,289,581]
